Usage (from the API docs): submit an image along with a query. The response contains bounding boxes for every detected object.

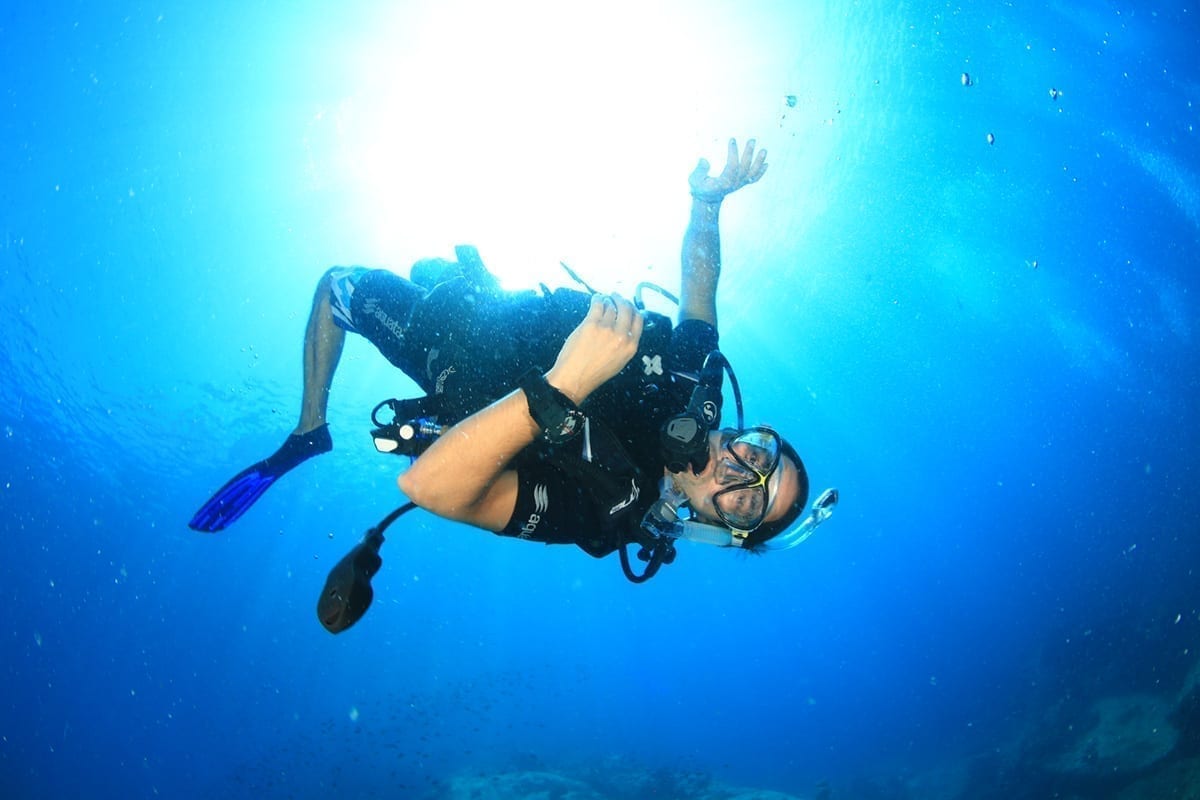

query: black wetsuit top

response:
[500,316,716,556]
[340,269,718,556]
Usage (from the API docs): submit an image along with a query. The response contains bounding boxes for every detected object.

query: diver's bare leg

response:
[189,272,339,531]
[295,273,345,436]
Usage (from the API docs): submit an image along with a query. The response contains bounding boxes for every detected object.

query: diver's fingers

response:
[751,149,768,181]
[608,293,644,348]
[587,293,610,321]
[627,301,645,343]
[608,293,635,328]
[719,139,741,183]
[604,294,623,315]
[727,137,740,171]
[747,143,768,182]
[740,139,757,173]
[748,148,768,183]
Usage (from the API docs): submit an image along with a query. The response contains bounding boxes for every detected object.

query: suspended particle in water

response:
[961,72,972,87]
[1049,87,1062,101]
[986,132,995,145]
[785,94,797,108]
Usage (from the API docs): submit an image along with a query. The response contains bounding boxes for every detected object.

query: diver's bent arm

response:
[398,293,643,531]
[678,197,722,328]
[397,391,539,531]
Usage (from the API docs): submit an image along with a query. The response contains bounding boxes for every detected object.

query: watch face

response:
[543,408,585,443]
[558,411,583,439]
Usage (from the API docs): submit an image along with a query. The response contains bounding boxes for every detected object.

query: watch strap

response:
[518,368,585,444]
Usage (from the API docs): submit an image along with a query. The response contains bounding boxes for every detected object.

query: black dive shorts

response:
[328,266,592,416]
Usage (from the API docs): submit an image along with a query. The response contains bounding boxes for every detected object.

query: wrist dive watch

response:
[518,369,586,444]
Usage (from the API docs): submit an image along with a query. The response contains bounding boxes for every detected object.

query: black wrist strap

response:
[518,368,585,443]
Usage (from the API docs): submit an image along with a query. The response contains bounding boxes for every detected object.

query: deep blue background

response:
[2,2,1197,798]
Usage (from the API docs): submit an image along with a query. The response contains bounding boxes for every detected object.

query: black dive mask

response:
[661,351,742,474]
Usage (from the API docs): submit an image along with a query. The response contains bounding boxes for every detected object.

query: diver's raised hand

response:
[546,293,644,404]
[688,138,768,203]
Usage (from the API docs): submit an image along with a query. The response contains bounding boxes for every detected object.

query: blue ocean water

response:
[2,2,1198,799]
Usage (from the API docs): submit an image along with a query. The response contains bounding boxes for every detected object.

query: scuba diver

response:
[188,138,838,631]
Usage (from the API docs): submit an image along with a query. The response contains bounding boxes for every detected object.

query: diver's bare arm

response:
[679,198,723,327]
[397,392,539,531]
[679,138,768,328]
[397,294,643,531]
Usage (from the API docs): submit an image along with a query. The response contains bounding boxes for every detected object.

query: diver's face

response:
[668,430,802,529]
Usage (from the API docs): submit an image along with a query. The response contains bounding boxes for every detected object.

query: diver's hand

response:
[546,294,644,404]
[688,138,768,203]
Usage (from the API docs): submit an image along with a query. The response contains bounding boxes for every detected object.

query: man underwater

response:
[191,139,834,604]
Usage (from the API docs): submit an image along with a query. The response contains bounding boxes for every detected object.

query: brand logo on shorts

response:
[519,483,549,539]
[362,297,406,341]
[642,354,663,376]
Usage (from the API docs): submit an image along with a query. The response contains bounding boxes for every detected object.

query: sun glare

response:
[303,0,752,291]
[300,0,848,295]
